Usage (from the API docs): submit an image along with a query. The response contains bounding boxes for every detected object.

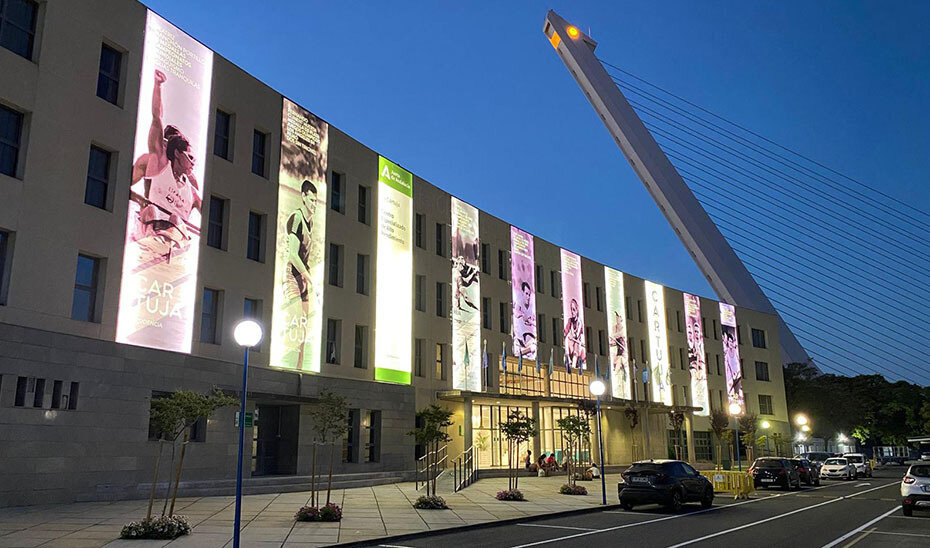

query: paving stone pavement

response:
[0,473,621,547]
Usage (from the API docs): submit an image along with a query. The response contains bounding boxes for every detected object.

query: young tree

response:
[407,405,454,497]
[500,410,537,491]
[738,412,759,463]
[770,432,784,457]
[556,415,591,486]
[311,390,350,506]
[709,409,730,469]
[624,407,639,460]
[668,411,685,460]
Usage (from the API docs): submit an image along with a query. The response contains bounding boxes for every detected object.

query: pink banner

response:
[560,249,586,369]
[510,227,537,360]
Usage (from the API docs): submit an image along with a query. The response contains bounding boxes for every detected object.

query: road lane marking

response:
[840,527,875,548]
[664,482,899,548]
[820,506,900,548]
[870,531,930,538]
[516,523,599,531]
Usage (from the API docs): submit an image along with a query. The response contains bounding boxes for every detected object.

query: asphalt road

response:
[365,466,930,548]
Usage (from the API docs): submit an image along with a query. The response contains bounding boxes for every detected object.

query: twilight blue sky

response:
[146,1,929,377]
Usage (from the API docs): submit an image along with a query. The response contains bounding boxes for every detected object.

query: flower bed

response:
[120,515,191,540]
[295,503,343,522]
[560,483,588,495]
[413,495,449,509]
[495,489,525,501]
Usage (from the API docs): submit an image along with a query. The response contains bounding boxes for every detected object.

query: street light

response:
[801,424,811,433]
[728,402,743,471]
[232,319,262,548]
[760,420,771,456]
[794,414,808,427]
[589,379,607,505]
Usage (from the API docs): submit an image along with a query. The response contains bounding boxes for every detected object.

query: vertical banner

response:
[510,227,537,360]
[604,267,630,399]
[644,280,672,405]
[683,293,710,416]
[451,198,481,391]
[719,303,745,411]
[374,157,413,384]
[560,249,586,369]
[116,11,213,353]
[269,99,329,371]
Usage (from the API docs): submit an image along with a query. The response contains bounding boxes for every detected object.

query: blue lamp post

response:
[232,320,262,548]
[728,402,743,471]
[589,378,607,505]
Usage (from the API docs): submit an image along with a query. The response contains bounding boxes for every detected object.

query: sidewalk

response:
[0,473,622,547]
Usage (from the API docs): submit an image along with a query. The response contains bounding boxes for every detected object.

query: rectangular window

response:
[243,298,261,321]
[626,296,632,320]
[694,431,713,462]
[0,104,24,177]
[752,328,767,349]
[326,318,341,364]
[199,288,221,344]
[758,394,774,415]
[636,300,643,323]
[84,145,111,210]
[207,196,226,250]
[0,229,10,304]
[51,380,63,409]
[435,282,445,317]
[629,337,635,360]
[357,184,370,224]
[0,0,38,59]
[538,314,547,343]
[583,282,590,308]
[595,286,603,311]
[331,171,345,213]
[481,243,490,274]
[247,212,264,261]
[535,264,544,294]
[738,324,744,345]
[354,325,368,369]
[481,297,491,329]
[701,317,707,338]
[14,376,27,407]
[640,339,646,364]
[435,223,445,257]
[356,254,369,295]
[550,271,559,298]
[71,254,100,322]
[96,44,122,105]
[364,410,381,463]
[435,343,445,380]
[676,310,683,332]
[715,354,721,376]
[328,243,343,287]
[68,382,79,410]
[415,213,424,248]
[499,301,510,334]
[415,275,426,312]
[32,377,44,408]
[755,361,770,382]
[712,319,719,340]
[585,328,592,355]
[414,338,425,377]
[498,250,509,280]
[598,329,606,355]
[251,130,267,177]
[680,347,686,370]
[213,109,232,159]
[343,409,359,463]
[553,317,561,347]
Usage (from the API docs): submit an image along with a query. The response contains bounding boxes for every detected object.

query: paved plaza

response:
[0,473,622,547]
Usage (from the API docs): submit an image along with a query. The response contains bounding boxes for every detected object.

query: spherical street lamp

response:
[794,414,808,427]
[728,402,742,416]
[761,420,771,430]
[760,420,771,456]
[588,378,607,505]
[727,402,743,471]
[234,319,263,347]
[801,424,811,433]
[232,319,263,548]
[589,379,606,397]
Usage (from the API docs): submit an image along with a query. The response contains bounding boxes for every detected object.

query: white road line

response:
[870,530,930,538]
[820,506,900,548]
[516,523,599,531]
[378,545,415,548]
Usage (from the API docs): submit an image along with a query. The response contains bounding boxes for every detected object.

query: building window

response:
[498,249,509,280]
[435,343,445,380]
[356,254,369,295]
[480,243,490,274]
[758,394,774,415]
[415,275,425,312]
[14,376,27,407]
[213,109,232,159]
[343,409,359,463]
[499,301,510,334]
[50,380,63,409]
[243,298,261,323]
[207,196,226,250]
[0,0,38,60]
[694,431,713,461]
[752,328,767,348]
[755,361,770,382]
[538,314,547,343]
[701,317,707,338]
[583,282,590,308]
[326,318,341,364]
[247,212,264,261]
[331,171,345,213]
[251,129,267,177]
[71,254,100,322]
[363,410,381,463]
[84,146,111,210]
[637,300,643,323]
[328,243,343,287]
[0,104,24,177]
[715,354,721,376]
[199,288,221,344]
[435,223,445,257]
[596,286,603,311]
[535,264,544,294]
[629,337,635,360]
[0,229,11,305]
[414,339,425,377]
[680,347,686,370]
[32,377,44,408]
[415,213,424,248]
[68,382,79,410]
[598,329,606,355]
[357,184,370,224]
[712,319,719,340]
[481,297,491,329]
[435,282,445,317]
[354,325,368,369]
[96,44,122,105]
[553,317,561,347]
[676,310,683,332]
[585,328,592,355]
[550,271,559,298]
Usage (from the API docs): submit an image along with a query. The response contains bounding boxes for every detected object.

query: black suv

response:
[750,457,801,490]
[617,460,714,511]
[789,458,821,486]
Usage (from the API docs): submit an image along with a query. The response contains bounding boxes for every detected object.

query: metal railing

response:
[452,445,478,492]
[700,469,755,499]
[415,444,448,491]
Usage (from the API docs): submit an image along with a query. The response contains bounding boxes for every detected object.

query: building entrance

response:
[251,404,300,476]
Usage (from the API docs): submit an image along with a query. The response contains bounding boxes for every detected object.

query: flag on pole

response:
[594,354,599,378]
[518,351,523,372]
[501,341,507,372]
[548,348,554,376]
[463,341,470,370]
[482,340,488,369]
[564,349,571,374]
[536,352,541,374]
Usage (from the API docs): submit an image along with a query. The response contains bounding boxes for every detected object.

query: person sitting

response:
[587,462,600,478]
[546,453,558,471]
[524,449,533,470]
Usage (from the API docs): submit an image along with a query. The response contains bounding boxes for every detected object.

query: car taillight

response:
[798,467,807,473]
[904,476,916,484]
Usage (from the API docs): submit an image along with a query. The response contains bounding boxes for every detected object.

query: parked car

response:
[799,452,834,467]
[749,458,801,490]
[617,460,714,511]
[921,452,930,462]
[901,464,930,516]
[820,457,857,480]
[789,458,821,486]
[843,453,873,477]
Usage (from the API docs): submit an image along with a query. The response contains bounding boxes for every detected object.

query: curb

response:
[333,502,622,547]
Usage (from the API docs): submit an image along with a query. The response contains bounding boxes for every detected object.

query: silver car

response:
[843,453,872,478]
[820,457,857,480]
[901,463,930,516]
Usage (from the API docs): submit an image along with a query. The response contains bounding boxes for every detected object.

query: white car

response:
[843,453,872,478]
[820,457,857,480]
[901,463,930,516]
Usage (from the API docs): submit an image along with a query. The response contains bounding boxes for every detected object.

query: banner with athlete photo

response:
[269,99,329,371]
[560,249,586,370]
[374,157,413,385]
[604,267,630,399]
[684,293,710,416]
[115,11,213,353]
[645,280,672,405]
[510,227,537,361]
[451,197,481,391]
[719,303,745,411]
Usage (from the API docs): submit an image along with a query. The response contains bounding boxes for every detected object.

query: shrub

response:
[495,489,525,501]
[559,483,588,496]
[319,503,343,522]
[413,495,449,509]
[295,506,321,521]
[120,515,191,540]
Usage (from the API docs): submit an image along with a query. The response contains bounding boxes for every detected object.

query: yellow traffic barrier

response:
[701,469,755,500]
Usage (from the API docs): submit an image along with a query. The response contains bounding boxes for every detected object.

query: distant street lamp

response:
[760,420,771,456]
[794,414,808,427]
[728,402,743,471]
[232,320,263,548]
[589,379,607,505]
[801,424,811,433]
